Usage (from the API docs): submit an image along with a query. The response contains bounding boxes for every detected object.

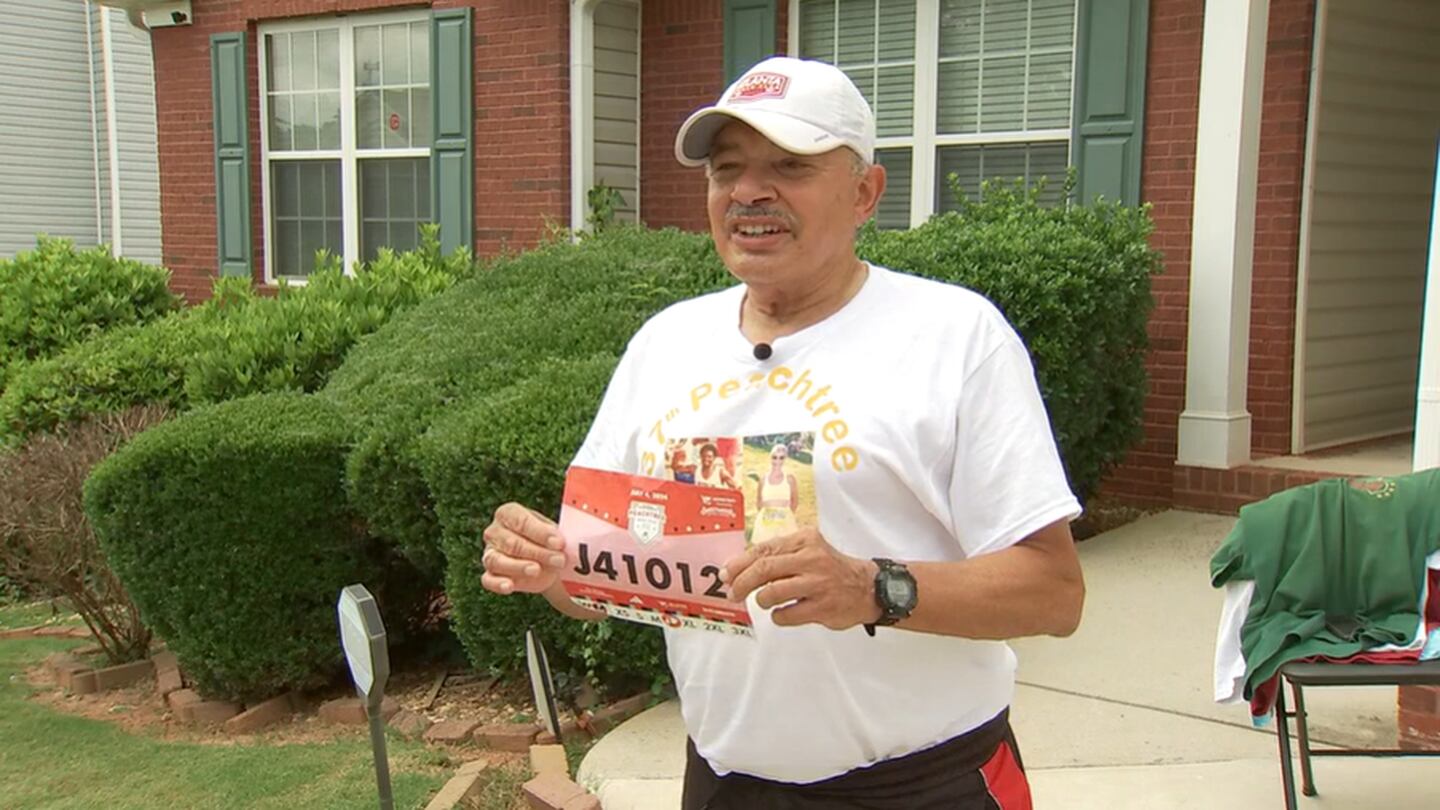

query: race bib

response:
[558,466,754,636]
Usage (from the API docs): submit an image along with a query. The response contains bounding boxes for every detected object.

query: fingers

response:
[752,575,810,610]
[719,530,808,591]
[498,503,565,551]
[484,520,566,570]
[724,549,806,603]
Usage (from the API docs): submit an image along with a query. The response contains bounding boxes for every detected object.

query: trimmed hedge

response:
[323,195,1157,686]
[0,237,179,393]
[856,181,1161,500]
[0,229,472,446]
[419,355,666,688]
[83,393,402,702]
[323,227,732,574]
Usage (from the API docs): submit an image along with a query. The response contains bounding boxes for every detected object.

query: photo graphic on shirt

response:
[664,436,743,491]
[739,432,817,545]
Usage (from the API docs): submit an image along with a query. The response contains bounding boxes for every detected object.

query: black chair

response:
[1272,659,1440,809]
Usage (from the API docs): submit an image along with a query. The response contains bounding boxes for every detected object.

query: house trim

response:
[1176,0,1270,469]
[1289,0,1328,454]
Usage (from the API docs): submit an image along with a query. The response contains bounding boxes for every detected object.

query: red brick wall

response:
[1103,0,1314,505]
[1102,0,1204,506]
[639,1,787,230]
[151,0,568,301]
[1247,0,1315,458]
[639,2,725,231]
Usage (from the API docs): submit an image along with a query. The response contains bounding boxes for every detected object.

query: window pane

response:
[270,160,341,278]
[799,0,836,59]
[318,92,340,150]
[292,93,319,151]
[935,60,977,134]
[936,141,1068,210]
[317,29,340,90]
[1032,0,1077,51]
[359,157,431,261]
[938,1,1078,133]
[985,0,1029,53]
[410,22,430,85]
[383,89,411,148]
[938,0,981,59]
[292,31,316,92]
[267,33,292,92]
[836,0,876,64]
[875,65,914,137]
[356,89,382,149]
[1028,51,1072,129]
[383,23,409,85]
[876,1,916,62]
[412,87,432,147]
[273,162,298,217]
[979,56,1025,131]
[269,94,293,151]
[356,26,382,88]
[874,148,912,229]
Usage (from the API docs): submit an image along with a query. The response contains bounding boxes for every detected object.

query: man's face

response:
[705,121,884,287]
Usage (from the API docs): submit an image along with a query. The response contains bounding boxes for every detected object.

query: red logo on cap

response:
[729,72,789,103]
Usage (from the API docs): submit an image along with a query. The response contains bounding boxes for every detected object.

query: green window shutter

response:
[210,32,251,278]
[430,8,472,255]
[1071,0,1149,206]
[724,0,777,83]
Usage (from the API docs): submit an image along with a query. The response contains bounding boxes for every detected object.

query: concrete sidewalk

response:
[577,511,1434,808]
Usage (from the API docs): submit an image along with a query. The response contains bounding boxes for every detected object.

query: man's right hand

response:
[480,503,569,595]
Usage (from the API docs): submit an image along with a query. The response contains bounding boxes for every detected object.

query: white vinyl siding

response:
[0,2,161,264]
[593,0,640,222]
[107,14,163,264]
[1299,0,1440,450]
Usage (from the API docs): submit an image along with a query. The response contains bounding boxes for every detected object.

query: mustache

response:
[726,205,793,227]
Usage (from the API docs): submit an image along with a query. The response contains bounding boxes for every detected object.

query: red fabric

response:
[979,741,1031,810]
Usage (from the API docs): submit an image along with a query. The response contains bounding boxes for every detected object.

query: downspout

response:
[84,1,106,245]
[1414,139,1440,472]
[100,7,125,256]
[570,0,603,235]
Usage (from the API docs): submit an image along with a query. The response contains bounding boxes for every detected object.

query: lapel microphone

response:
[753,343,773,361]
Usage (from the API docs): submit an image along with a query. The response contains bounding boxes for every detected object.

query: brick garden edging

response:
[14,625,630,805]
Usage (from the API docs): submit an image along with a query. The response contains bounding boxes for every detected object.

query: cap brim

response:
[674,107,842,167]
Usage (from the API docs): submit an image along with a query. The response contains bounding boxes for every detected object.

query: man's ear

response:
[854,163,887,227]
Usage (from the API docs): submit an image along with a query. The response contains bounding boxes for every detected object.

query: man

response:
[480,56,1084,809]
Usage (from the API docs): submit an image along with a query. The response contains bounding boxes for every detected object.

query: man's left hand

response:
[720,528,881,630]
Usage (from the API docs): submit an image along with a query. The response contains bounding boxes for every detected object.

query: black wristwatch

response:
[865,558,917,636]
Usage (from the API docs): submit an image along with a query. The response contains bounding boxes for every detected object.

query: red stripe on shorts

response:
[979,740,1032,810]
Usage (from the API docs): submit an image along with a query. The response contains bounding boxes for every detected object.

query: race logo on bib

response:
[628,501,665,546]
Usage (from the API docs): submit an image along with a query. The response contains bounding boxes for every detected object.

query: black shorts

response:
[681,709,1031,810]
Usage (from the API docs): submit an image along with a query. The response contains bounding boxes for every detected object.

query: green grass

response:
[0,599,64,630]
[0,606,451,809]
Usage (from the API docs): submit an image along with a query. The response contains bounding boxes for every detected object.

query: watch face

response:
[883,574,916,610]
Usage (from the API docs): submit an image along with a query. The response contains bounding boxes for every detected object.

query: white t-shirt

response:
[572,264,1080,783]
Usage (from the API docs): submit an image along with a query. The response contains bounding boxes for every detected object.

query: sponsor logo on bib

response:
[628,501,666,546]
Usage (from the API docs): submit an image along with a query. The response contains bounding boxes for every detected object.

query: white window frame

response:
[788,0,1078,227]
[258,10,431,284]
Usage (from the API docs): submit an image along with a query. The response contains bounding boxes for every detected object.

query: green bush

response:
[0,237,179,392]
[856,180,1161,500]
[183,227,472,405]
[419,356,667,689]
[83,393,409,702]
[0,229,472,446]
[324,226,731,573]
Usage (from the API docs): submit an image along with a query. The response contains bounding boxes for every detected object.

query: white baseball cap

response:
[674,56,876,168]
